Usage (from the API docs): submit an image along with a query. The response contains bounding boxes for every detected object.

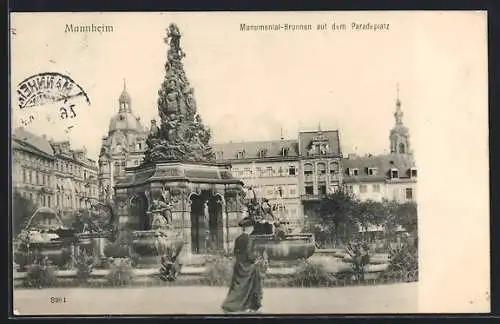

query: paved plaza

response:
[13,283,418,315]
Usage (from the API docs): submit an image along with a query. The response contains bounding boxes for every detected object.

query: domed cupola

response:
[108,79,143,132]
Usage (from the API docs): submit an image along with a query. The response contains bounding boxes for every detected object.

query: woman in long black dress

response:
[221,217,266,313]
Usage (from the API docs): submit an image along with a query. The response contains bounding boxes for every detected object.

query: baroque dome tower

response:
[108,80,144,133]
[98,80,149,199]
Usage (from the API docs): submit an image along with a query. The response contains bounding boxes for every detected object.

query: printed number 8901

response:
[50,297,67,303]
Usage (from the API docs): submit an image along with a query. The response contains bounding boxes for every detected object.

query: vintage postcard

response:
[10,11,489,316]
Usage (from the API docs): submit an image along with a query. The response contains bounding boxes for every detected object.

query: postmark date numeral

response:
[60,104,77,120]
[50,297,68,304]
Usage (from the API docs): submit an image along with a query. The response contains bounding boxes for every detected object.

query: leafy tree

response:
[394,201,418,233]
[12,191,37,235]
[316,186,358,245]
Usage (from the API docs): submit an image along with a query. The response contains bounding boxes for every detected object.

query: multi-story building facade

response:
[342,153,416,203]
[97,82,149,199]
[213,139,303,227]
[12,128,99,219]
[342,92,417,203]
[51,140,99,215]
[296,129,343,219]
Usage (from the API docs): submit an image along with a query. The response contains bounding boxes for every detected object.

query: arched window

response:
[304,163,313,176]
[317,163,326,175]
[399,143,406,154]
[330,162,338,175]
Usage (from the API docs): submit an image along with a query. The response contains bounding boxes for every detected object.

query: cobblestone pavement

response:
[13,283,418,315]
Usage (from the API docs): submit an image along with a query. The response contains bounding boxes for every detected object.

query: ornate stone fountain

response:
[113,24,245,271]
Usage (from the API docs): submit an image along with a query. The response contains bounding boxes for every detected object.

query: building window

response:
[258,149,267,158]
[138,143,142,150]
[330,162,338,175]
[350,168,359,176]
[236,151,245,159]
[406,188,413,200]
[390,168,399,179]
[289,187,297,196]
[359,184,367,193]
[318,184,327,195]
[305,186,314,195]
[372,184,380,193]
[22,169,27,183]
[368,167,378,176]
[266,167,273,177]
[317,163,326,175]
[410,168,417,178]
[216,151,224,160]
[304,163,313,176]
[282,147,289,157]
[287,166,296,176]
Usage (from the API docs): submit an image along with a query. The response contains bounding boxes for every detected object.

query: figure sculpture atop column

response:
[144,23,215,163]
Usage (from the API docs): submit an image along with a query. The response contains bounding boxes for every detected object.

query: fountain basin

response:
[15,241,72,270]
[252,233,316,261]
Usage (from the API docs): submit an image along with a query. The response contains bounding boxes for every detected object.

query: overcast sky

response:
[11,11,483,162]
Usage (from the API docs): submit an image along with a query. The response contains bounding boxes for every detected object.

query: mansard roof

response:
[342,153,416,182]
[213,139,299,161]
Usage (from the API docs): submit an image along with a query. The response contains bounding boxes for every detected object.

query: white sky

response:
[11,11,423,160]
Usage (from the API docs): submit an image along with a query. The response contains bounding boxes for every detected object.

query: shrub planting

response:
[24,256,57,288]
[106,258,135,286]
[344,239,371,283]
[74,252,94,284]
[382,236,418,282]
[289,259,337,287]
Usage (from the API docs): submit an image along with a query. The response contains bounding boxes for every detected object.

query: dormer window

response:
[348,168,359,176]
[258,149,267,159]
[367,167,378,176]
[216,151,224,160]
[410,167,417,178]
[281,147,289,157]
[236,150,245,159]
[390,168,399,179]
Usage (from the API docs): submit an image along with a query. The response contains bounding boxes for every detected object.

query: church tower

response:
[389,84,412,155]
[97,80,149,200]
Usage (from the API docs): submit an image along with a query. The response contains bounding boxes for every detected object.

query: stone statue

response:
[166,91,179,113]
[149,198,171,229]
[143,24,215,164]
[150,120,159,136]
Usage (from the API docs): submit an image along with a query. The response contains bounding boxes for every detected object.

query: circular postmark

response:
[13,72,91,133]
